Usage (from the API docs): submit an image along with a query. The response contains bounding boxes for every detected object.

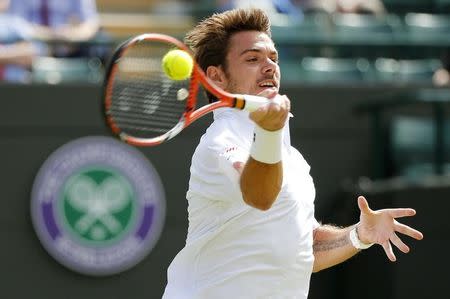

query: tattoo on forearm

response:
[313,235,349,252]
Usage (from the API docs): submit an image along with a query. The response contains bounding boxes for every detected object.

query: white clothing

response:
[163,108,319,299]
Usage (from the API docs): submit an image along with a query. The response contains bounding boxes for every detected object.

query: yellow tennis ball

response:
[162,49,193,81]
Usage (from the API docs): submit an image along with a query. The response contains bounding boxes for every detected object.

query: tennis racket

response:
[103,33,276,147]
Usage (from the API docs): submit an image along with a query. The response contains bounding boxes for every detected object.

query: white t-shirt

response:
[163,108,319,299]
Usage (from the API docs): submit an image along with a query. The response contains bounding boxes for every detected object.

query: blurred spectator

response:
[294,0,386,15]
[218,0,304,24]
[433,51,450,86]
[8,0,100,57]
[292,0,335,13]
[0,0,37,83]
[217,0,385,25]
[337,0,386,15]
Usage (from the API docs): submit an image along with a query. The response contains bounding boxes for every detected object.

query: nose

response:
[262,58,277,75]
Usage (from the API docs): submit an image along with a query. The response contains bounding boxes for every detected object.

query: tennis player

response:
[163,8,423,299]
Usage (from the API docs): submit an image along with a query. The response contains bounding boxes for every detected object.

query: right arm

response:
[240,157,282,210]
[239,95,290,210]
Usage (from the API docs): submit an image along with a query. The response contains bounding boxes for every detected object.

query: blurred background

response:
[1,0,449,298]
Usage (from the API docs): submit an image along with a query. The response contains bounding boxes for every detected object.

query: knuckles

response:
[249,94,291,131]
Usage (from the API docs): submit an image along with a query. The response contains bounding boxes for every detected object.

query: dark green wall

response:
[0,83,447,299]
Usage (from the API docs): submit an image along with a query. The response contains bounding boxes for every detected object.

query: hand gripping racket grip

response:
[239,94,282,112]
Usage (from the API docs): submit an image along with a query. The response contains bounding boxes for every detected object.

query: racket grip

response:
[241,95,281,112]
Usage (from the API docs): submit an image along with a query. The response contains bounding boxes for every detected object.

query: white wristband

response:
[250,125,283,164]
[350,224,374,250]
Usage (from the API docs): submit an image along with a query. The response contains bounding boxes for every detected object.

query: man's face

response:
[222,30,280,97]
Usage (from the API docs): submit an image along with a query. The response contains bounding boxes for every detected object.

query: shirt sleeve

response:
[216,144,249,183]
[204,133,250,201]
[0,16,32,42]
[188,117,252,204]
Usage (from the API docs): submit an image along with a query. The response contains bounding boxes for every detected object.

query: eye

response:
[246,57,258,62]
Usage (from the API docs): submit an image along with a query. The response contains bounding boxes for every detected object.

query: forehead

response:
[227,31,276,55]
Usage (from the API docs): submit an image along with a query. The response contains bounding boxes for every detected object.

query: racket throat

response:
[233,97,246,110]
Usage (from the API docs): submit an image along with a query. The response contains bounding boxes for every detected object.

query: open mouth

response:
[258,80,278,89]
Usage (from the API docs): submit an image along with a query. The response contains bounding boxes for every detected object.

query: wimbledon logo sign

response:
[31,136,165,276]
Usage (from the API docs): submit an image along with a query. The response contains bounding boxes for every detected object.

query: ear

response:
[206,65,227,89]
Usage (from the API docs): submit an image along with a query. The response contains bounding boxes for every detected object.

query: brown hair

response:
[185,8,271,101]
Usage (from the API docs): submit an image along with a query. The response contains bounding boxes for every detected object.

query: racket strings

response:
[107,41,189,138]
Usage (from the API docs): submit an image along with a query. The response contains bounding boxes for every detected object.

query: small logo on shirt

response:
[31,136,165,276]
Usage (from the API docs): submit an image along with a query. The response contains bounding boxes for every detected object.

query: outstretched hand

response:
[356,196,424,262]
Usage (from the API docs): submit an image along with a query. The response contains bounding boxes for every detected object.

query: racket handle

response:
[241,94,281,112]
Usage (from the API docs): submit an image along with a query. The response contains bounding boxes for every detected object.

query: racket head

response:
[103,33,202,147]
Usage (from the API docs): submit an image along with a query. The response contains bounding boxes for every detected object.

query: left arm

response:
[312,224,358,273]
[313,196,424,272]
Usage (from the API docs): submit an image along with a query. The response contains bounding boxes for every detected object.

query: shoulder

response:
[203,109,253,150]
[191,110,252,164]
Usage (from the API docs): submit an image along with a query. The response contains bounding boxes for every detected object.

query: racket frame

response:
[103,33,267,147]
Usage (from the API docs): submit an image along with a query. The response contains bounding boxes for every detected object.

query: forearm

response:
[312,224,359,272]
[56,20,99,41]
[33,21,99,42]
[0,42,37,66]
[240,157,282,210]
[239,116,284,211]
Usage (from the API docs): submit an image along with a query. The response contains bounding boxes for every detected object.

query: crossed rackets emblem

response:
[65,175,132,241]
